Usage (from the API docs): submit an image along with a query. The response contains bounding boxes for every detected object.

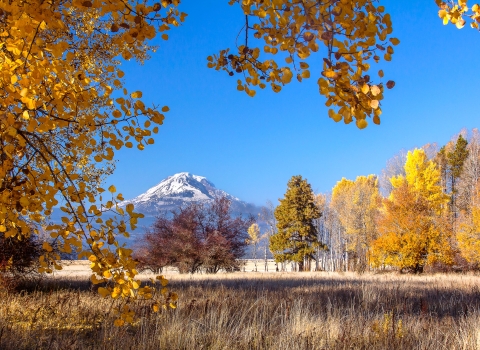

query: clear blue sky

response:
[107,1,480,206]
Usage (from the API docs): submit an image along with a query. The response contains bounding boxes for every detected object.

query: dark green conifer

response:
[447,135,469,217]
[269,175,321,271]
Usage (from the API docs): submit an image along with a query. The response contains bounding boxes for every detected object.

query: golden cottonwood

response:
[457,185,480,265]
[331,175,380,271]
[371,149,453,272]
[0,0,184,324]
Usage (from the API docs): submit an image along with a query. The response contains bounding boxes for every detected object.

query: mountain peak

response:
[119,172,254,216]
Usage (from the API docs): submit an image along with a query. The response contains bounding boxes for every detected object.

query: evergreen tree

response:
[270,176,321,271]
[448,135,469,217]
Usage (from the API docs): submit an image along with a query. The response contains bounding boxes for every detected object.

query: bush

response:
[0,230,42,291]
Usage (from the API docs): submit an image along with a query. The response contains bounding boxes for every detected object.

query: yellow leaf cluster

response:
[436,0,480,29]
[209,0,398,128]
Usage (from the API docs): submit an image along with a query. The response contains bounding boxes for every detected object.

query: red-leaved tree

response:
[134,197,253,274]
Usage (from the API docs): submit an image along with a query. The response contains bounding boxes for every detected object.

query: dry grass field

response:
[1,271,480,349]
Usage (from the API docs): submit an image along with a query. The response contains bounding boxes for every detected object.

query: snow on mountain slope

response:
[119,172,260,217]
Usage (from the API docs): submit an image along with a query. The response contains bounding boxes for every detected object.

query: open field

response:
[1,271,480,349]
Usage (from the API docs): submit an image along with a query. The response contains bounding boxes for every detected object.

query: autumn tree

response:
[270,175,321,271]
[457,184,480,267]
[246,223,261,271]
[134,204,204,274]
[331,175,381,272]
[371,149,453,273]
[135,197,252,274]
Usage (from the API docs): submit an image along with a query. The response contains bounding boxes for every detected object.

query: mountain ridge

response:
[119,172,261,218]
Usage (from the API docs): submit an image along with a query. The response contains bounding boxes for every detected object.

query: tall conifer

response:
[448,135,469,218]
[270,176,321,271]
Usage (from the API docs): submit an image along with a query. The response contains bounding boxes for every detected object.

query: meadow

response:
[1,271,479,349]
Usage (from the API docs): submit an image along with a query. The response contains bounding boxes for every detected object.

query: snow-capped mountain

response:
[119,172,261,217]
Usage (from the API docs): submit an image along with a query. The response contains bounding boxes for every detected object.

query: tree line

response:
[270,129,480,273]
[134,129,480,275]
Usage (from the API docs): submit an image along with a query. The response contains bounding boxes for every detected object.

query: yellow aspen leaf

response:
[272,84,281,93]
[456,18,466,29]
[103,270,112,278]
[390,38,400,45]
[114,319,125,327]
[328,109,342,122]
[370,85,381,96]
[378,70,384,78]
[281,68,293,84]
[130,91,142,98]
[0,225,6,232]
[324,70,338,79]
[169,302,177,309]
[108,185,116,193]
[98,287,110,298]
[361,84,370,94]
[19,196,29,207]
[42,242,53,252]
[162,106,170,112]
[370,100,379,109]
[161,34,168,40]
[152,304,160,312]
[356,119,368,129]
[90,274,104,285]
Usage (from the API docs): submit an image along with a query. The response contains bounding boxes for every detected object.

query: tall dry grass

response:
[1,272,480,349]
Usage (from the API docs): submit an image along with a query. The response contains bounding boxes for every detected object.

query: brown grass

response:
[1,272,480,349]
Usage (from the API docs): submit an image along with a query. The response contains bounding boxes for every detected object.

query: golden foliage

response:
[0,0,187,323]
[371,150,453,272]
[436,0,480,29]
[209,0,399,128]
[331,175,381,268]
[457,185,480,265]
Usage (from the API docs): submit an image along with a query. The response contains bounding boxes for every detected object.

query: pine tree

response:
[447,135,469,221]
[270,176,321,271]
